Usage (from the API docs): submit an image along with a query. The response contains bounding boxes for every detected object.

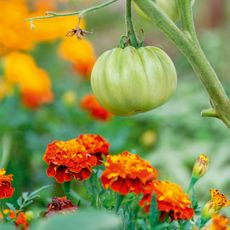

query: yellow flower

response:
[4,52,53,108]
[202,189,230,220]
[58,37,96,77]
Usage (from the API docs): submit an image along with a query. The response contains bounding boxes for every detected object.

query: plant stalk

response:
[134,0,230,128]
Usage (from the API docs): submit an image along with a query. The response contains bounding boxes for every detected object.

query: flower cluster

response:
[43,134,109,183]
[139,180,194,220]
[4,52,53,109]
[101,151,158,195]
[44,196,77,217]
[80,94,112,121]
[0,209,29,230]
[0,168,14,199]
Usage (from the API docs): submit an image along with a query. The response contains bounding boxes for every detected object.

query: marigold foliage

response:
[58,38,96,77]
[43,134,109,183]
[80,94,112,121]
[101,151,158,195]
[0,168,14,199]
[44,196,77,217]
[140,180,194,221]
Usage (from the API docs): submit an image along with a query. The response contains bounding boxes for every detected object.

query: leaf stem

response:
[26,0,119,22]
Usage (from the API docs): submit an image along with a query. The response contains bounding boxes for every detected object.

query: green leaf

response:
[149,194,159,228]
[32,209,121,230]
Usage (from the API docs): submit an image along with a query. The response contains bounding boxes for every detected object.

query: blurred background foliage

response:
[0,0,229,217]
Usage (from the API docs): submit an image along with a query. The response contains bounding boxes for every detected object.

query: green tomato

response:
[134,0,179,22]
[91,46,177,116]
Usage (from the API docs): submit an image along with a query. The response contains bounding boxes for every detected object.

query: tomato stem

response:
[125,0,138,48]
[134,0,230,128]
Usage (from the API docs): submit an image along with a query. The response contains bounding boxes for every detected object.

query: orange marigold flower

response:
[101,151,158,195]
[15,212,29,230]
[58,37,96,77]
[139,180,194,221]
[78,134,110,165]
[202,189,230,220]
[0,209,29,230]
[43,138,97,183]
[204,214,230,230]
[80,94,112,121]
[4,52,53,109]
[44,196,77,217]
[0,168,14,199]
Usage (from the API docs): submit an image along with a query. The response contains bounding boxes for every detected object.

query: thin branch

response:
[26,0,119,22]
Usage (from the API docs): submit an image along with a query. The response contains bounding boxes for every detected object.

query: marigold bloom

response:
[204,214,230,230]
[202,189,230,220]
[58,38,96,77]
[139,180,194,221]
[44,196,77,217]
[0,168,14,199]
[78,134,110,165]
[192,154,209,179]
[4,52,53,108]
[101,151,158,195]
[80,94,112,121]
[43,138,97,183]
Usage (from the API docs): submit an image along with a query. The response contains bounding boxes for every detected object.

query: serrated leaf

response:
[22,192,29,200]
[17,197,23,207]
[6,203,16,212]
[32,210,121,230]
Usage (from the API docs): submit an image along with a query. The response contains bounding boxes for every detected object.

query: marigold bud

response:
[192,154,209,179]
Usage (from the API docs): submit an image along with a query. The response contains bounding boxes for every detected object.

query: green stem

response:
[0,133,12,168]
[26,0,119,22]
[63,182,71,199]
[178,0,198,43]
[187,176,197,193]
[134,0,230,128]
[126,0,138,47]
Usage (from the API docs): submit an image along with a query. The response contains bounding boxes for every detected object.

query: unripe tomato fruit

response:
[134,0,179,22]
[91,46,177,116]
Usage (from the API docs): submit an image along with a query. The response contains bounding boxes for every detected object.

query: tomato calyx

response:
[119,29,145,49]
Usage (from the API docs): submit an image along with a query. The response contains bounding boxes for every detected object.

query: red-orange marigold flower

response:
[0,209,29,230]
[43,138,97,183]
[80,94,112,121]
[15,212,29,230]
[139,180,194,221]
[101,151,158,195]
[0,168,14,199]
[78,134,109,165]
[44,196,77,217]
